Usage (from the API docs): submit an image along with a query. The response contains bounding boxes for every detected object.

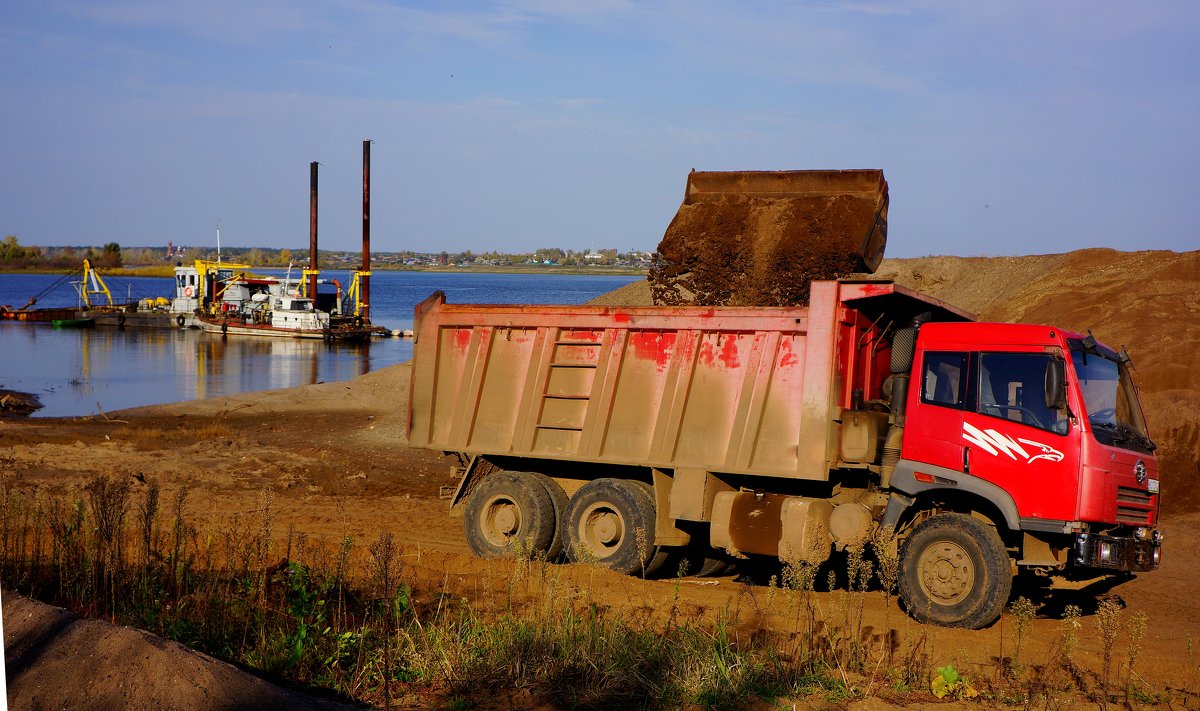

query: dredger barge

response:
[2,143,394,340]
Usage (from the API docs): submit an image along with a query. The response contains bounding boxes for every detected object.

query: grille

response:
[1115,486,1153,524]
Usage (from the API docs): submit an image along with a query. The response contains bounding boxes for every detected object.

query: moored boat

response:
[51,317,95,328]
[1,306,78,322]
[195,292,380,341]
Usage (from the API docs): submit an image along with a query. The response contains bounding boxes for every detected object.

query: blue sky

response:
[1,1,1197,257]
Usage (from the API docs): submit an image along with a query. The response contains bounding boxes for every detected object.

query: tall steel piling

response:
[362,140,371,321]
[309,161,319,299]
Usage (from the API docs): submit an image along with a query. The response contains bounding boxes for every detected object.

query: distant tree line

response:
[1,235,123,269]
[0,235,651,271]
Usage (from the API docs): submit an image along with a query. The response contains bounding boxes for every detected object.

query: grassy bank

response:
[0,265,177,278]
[0,468,1181,709]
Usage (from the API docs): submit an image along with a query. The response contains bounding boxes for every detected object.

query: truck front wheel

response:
[898,513,1012,629]
[464,471,556,559]
[564,478,657,576]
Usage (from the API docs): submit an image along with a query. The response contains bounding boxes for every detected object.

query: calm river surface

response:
[0,270,640,417]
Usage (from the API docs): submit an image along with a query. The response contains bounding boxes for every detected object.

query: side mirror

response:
[1044,359,1066,410]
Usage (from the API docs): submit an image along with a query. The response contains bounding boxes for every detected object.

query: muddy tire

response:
[524,472,568,562]
[564,478,657,576]
[464,471,556,560]
[628,480,673,575]
[898,513,1012,629]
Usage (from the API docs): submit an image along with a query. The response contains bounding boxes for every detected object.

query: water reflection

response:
[1,269,637,417]
[0,322,409,418]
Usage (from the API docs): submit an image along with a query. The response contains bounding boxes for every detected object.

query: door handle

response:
[963,446,971,474]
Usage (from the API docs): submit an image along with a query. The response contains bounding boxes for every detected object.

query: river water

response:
[0,270,640,417]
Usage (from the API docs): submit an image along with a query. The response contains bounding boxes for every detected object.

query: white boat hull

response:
[197,316,330,340]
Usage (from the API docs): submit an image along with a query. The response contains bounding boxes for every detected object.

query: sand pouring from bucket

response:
[650,169,889,307]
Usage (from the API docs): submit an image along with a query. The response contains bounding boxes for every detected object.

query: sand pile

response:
[3,593,351,710]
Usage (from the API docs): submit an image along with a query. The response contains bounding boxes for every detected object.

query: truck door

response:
[902,350,972,473]
[962,351,1077,522]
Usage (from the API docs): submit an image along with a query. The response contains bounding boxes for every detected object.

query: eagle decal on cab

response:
[962,422,1064,464]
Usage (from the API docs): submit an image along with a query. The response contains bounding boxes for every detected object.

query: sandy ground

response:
[3,248,1199,708]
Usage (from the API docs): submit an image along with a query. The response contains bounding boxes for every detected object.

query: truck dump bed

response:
[407,281,970,480]
[650,170,889,307]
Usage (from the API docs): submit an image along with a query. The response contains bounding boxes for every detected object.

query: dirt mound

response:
[3,592,351,710]
[867,253,1071,316]
[649,170,888,306]
[970,249,1200,512]
[586,278,653,306]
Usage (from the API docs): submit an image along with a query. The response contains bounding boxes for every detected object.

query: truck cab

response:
[886,322,1162,624]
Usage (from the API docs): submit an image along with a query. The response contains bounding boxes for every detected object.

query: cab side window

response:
[979,352,1068,435]
[921,352,969,409]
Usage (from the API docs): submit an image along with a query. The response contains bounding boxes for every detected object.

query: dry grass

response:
[112,421,233,444]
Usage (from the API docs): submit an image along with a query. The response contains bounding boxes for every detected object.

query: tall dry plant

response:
[138,477,160,568]
[871,527,900,626]
[169,486,189,596]
[1007,596,1037,675]
[1124,610,1148,699]
[369,531,398,709]
[0,468,20,568]
[255,484,275,597]
[1096,596,1122,701]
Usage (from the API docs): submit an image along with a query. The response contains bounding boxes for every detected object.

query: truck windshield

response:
[1070,350,1155,453]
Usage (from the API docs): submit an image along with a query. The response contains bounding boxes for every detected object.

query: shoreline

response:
[1,264,648,278]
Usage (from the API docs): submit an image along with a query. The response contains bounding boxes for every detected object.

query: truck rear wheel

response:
[898,513,1012,629]
[464,471,556,560]
[564,478,657,576]
[527,472,568,562]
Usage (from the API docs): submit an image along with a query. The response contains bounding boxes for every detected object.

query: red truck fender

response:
[885,458,1022,532]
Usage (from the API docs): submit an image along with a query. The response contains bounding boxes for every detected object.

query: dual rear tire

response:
[464,471,566,561]
[563,478,659,575]
[464,473,662,576]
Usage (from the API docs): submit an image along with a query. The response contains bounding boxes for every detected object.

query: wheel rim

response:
[577,502,626,559]
[917,540,974,605]
[479,493,522,548]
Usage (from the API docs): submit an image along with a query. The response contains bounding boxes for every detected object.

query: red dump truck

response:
[407,280,1162,628]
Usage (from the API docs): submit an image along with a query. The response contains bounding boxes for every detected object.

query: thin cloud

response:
[55,0,316,44]
[556,97,603,109]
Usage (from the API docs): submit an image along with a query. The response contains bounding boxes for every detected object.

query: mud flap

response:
[448,454,483,513]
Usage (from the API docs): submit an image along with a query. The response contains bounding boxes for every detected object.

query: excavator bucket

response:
[649,169,888,306]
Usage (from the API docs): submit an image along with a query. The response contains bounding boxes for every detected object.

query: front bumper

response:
[1074,531,1162,572]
